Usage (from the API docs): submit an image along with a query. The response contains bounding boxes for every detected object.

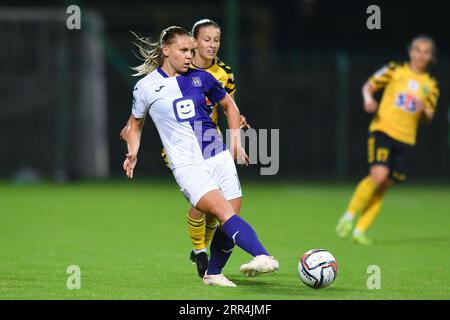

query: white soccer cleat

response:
[240,255,280,277]
[203,272,237,287]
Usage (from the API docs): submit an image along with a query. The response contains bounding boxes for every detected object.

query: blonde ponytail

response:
[131,26,191,77]
[131,32,162,76]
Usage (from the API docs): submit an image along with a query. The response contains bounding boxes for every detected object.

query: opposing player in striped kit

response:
[121,26,278,287]
[336,36,440,244]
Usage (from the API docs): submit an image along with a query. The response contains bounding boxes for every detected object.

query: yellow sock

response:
[347,175,378,216]
[204,214,218,248]
[356,192,384,232]
[187,214,206,250]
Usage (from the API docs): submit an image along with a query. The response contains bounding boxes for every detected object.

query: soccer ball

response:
[298,249,338,288]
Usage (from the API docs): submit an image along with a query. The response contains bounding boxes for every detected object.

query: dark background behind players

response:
[0,0,448,182]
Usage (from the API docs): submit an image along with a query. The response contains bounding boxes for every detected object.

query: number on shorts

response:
[376,147,389,162]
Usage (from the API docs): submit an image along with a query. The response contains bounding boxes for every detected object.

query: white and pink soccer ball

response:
[298,249,338,289]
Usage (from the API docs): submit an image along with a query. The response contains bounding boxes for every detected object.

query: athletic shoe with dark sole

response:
[189,250,208,278]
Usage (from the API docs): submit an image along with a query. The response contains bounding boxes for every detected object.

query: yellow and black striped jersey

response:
[368,62,439,145]
[191,57,236,125]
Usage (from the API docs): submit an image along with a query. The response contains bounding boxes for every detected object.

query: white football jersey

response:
[132,67,227,170]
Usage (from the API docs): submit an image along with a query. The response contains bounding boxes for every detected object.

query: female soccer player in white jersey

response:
[185,19,250,278]
[120,26,278,287]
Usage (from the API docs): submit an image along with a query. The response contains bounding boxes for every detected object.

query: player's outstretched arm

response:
[218,94,249,166]
[362,81,378,113]
[120,115,145,178]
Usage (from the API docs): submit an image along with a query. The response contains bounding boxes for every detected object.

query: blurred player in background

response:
[121,26,278,287]
[182,19,250,278]
[336,35,440,244]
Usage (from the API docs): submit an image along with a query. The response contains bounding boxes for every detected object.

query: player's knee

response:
[200,201,232,223]
[228,198,242,215]
[370,171,390,187]
[209,205,234,223]
[196,190,235,223]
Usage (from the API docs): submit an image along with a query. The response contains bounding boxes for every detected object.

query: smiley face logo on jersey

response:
[173,98,196,121]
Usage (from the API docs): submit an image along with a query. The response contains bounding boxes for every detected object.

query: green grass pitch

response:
[1,180,449,299]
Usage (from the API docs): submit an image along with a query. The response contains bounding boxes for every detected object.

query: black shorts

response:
[367,131,414,182]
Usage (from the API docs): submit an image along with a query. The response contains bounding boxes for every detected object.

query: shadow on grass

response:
[230,278,273,286]
[225,274,360,298]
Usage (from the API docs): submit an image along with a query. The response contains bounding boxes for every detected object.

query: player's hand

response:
[123,153,137,179]
[415,99,426,113]
[415,99,434,122]
[364,99,378,113]
[231,146,249,167]
[240,115,251,129]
